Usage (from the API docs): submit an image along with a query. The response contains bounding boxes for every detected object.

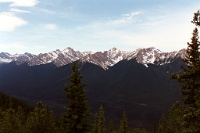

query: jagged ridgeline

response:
[0,47,186,69]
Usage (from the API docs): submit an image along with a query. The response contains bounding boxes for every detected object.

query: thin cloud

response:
[10,8,31,13]
[111,11,141,24]
[124,11,141,20]
[0,0,39,7]
[108,11,141,25]
[74,8,194,52]
[76,11,141,31]
[0,12,27,32]
[43,24,57,30]
[39,8,56,15]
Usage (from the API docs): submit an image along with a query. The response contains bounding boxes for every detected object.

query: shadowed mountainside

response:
[0,58,184,130]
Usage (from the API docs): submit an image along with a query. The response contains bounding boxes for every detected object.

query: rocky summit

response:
[0,47,186,69]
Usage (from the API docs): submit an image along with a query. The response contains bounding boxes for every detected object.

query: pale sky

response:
[0,0,199,54]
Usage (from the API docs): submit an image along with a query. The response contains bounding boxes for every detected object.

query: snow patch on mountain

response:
[0,47,186,69]
[127,47,186,67]
[80,47,129,69]
[28,48,85,66]
[0,52,35,64]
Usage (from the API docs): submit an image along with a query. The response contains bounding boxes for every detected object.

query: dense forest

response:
[0,11,199,133]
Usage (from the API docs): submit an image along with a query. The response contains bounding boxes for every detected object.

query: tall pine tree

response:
[98,105,106,133]
[93,106,106,133]
[173,10,200,133]
[109,120,114,133]
[26,102,57,133]
[62,62,91,133]
[119,111,128,133]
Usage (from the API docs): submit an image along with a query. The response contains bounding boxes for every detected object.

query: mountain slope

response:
[0,91,33,112]
[0,57,183,130]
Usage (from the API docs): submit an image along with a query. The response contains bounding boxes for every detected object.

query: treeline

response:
[0,102,59,133]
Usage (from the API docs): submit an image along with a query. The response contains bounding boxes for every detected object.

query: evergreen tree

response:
[98,105,106,133]
[119,111,128,133]
[0,108,26,133]
[109,120,114,133]
[172,10,200,133]
[165,101,183,133]
[92,106,106,133]
[62,62,91,133]
[14,107,27,133]
[153,121,158,133]
[192,10,200,26]
[93,113,99,133]
[26,102,57,133]
[0,108,17,133]
[157,115,166,133]
[155,102,184,133]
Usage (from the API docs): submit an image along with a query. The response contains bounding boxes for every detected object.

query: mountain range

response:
[0,47,186,131]
[0,47,186,69]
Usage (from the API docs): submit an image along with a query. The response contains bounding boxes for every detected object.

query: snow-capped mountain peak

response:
[0,52,35,64]
[62,47,74,54]
[0,47,186,69]
[127,47,186,67]
[80,47,130,69]
[109,47,119,52]
[136,47,161,64]
[0,52,13,63]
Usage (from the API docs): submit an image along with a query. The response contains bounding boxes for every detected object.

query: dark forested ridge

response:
[0,57,183,130]
[0,91,32,112]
